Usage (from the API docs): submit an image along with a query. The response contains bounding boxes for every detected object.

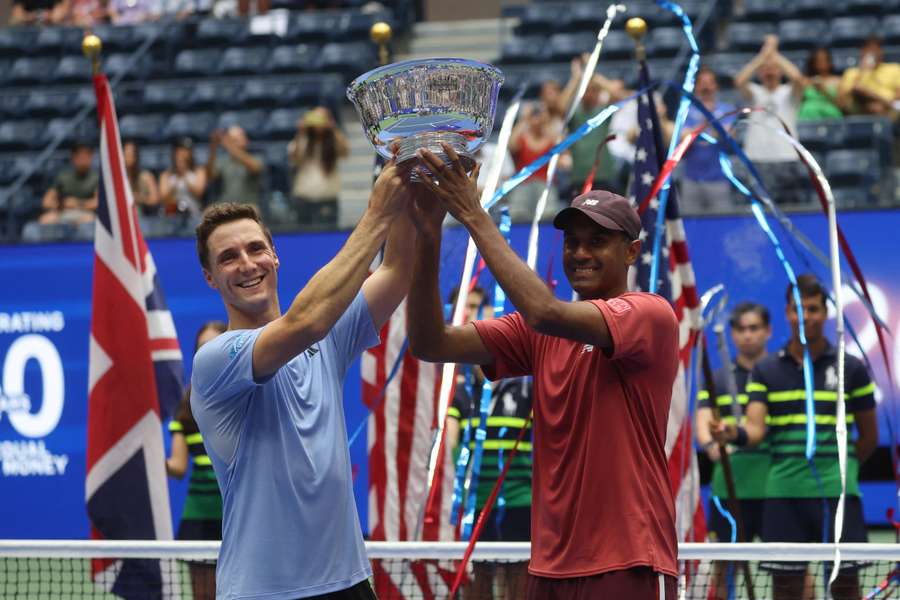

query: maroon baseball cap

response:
[553,190,641,240]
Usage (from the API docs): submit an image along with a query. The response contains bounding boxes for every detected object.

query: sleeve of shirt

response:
[325,290,380,376]
[590,294,678,367]
[471,312,534,381]
[848,358,876,413]
[190,328,265,465]
[168,420,184,434]
[746,363,768,405]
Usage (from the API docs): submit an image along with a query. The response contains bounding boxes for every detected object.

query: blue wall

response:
[1,209,898,538]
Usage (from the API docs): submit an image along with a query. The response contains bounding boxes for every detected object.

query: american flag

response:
[85,73,184,598]
[364,296,457,599]
[629,63,706,544]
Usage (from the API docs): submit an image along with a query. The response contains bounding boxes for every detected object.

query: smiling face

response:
[562,213,640,300]
[787,293,827,345]
[203,218,280,326]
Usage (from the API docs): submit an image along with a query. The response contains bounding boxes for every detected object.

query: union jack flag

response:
[85,73,183,598]
[629,62,706,544]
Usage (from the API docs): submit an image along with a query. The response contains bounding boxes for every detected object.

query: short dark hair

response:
[697,65,717,82]
[71,142,92,154]
[785,273,828,308]
[805,46,834,77]
[448,285,487,307]
[195,203,274,270]
[729,301,770,328]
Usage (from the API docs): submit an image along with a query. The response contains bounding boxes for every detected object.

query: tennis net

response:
[3,540,900,599]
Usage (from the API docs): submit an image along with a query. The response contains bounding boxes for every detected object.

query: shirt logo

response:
[825,365,837,390]
[229,333,250,360]
[306,344,320,359]
[606,298,632,315]
[582,199,599,206]
[501,391,517,416]
[582,344,594,354]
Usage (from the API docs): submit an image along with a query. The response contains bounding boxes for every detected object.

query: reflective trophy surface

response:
[347,58,504,177]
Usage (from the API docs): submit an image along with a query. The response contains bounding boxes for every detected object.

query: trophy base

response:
[396,132,475,181]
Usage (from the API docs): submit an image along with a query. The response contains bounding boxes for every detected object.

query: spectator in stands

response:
[167,320,228,600]
[287,107,349,228]
[9,0,68,25]
[559,55,629,198]
[445,285,532,600]
[109,0,161,24]
[838,37,900,117]
[799,47,843,121]
[160,138,207,225]
[124,141,161,217]
[539,79,566,133]
[679,66,736,213]
[506,101,561,222]
[66,0,109,25]
[207,126,264,206]
[38,142,99,227]
[735,35,808,205]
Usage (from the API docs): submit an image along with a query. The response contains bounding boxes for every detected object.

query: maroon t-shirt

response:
[472,292,679,578]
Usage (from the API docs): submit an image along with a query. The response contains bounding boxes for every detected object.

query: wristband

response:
[734,426,749,448]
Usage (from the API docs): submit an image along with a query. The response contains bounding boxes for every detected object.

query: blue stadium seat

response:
[103,53,155,81]
[797,120,843,153]
[500,37,550,64]
[264,108,306,140]
[831,186,871,207]
[832,0,883,16]
[0,157,27,186]
[143,83,193,113]
[139,145,169,173]
[287,13,339,44]
[315,42,376,77]
[187,81,244,112]
[706,52,753,88]
[517,4,568,35]
[33,27,82,56]
[163,112,218,143]
[778,20,828,51]
[727,22,776,53]
[600,30,635,60]
[0,28,38,58]
[842,116,893,160]
[25,90,79,118]
[830,17,879,49]
[825,150,880,186]
[564,3,604,33]
[42,117,99,149]
[270,44,320,73]
[196,17,249,47]
[830,48,860,72]
[89,24,136,53]
[0,121,45,151]
[648,27,684,58]
[7,57,58,86]
[220,47,270,76]
[785,0,833,18]
[882,15,900,46]
[118,114,168,145]
[496,66,530,98]
[54,55,92,84]
[740,0,781,22]
[547,32,597,62]
[240,79,295,109]
[0,90,32,119]
[174,49,223,78]
[217,110,267,132]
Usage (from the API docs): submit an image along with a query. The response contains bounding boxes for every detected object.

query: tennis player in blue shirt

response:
[191,160,415,600]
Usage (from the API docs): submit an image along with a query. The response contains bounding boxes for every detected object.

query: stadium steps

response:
[336,18,514,228]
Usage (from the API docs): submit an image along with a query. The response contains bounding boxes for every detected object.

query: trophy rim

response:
[346,57,504,103]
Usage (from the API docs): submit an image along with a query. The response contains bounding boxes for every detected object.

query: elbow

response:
[408,336,439,363]
[523,302,559,335]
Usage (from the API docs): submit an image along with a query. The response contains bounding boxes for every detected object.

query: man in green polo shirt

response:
[717,274,878,600]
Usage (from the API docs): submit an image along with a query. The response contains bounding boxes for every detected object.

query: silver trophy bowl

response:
[347,58,504,177]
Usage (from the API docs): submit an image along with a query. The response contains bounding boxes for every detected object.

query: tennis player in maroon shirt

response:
[406,144,680,599]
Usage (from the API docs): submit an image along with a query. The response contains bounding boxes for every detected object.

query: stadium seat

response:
[727,22,776,53]
[315,42,376,77]
[196,18,249,47]
[547,32,598,62]
[778,20,828,51]
[0,28,38,59]
[740,0,781,22]
[240,79,295,109]
[220,47,271,76]
[830,48,860,72]
[784,0,832,18]
[842,116,893,160]
[0,90,32,119]
[143,83,193,113]
[648,27,684,58]
[25,90,79,118]
[7,57,58,86]
[269,44,321,73]
[42,117,99,149]
[118,114,168,145]
[882,15,900,46]
[706,52,753,88]
[287,13,340,44]
[825,150,880,186]
[163,112,218,144]
[217,110,268,133]
[264,108,307,140]
[341,11,393,40]
[139,145,170,173]
[500,37,550,64]
[517,4,568,35]
[797,120,843,153]
[830,17,879,49]
[600,30,635,60]
[89,24,135,54]
[564,3,605,33]
[54,56,92,84]
[103,53,155,81]
[33,27,83,56]
[174,49,223,78]
[0,121,45,151]
[832,186,871,207]
[832,0,883,16]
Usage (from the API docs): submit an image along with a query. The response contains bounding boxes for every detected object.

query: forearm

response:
[364,209,417,328]
[407,230,450,361]
[776,53,804,84]
[734,56,763,92]
[226,144,263,174]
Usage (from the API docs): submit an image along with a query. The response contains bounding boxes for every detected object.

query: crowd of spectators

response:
[9,0,275,27]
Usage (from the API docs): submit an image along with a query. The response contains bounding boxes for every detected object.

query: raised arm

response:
[406,193,495,365]
[416,145,618,350]
[251,162,405,378]
[734,36,777,99]
[773,50,806,99]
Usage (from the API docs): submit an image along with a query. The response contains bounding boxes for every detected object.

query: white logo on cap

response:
[583,199,599,206]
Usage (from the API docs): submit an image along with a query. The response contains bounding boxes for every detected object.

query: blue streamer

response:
[346,338,408,448]
[450,365,476,526]
[712,496,738,600]
[649,0,701,294]
[460,207,511,541]
[495,425,508,534]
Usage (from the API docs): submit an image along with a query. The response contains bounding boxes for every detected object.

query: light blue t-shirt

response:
[191,292,379,600]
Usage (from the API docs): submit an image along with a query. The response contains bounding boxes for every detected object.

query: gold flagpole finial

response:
[82,34,102,75]
[626,17,648,62]
[370,22,392,66]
